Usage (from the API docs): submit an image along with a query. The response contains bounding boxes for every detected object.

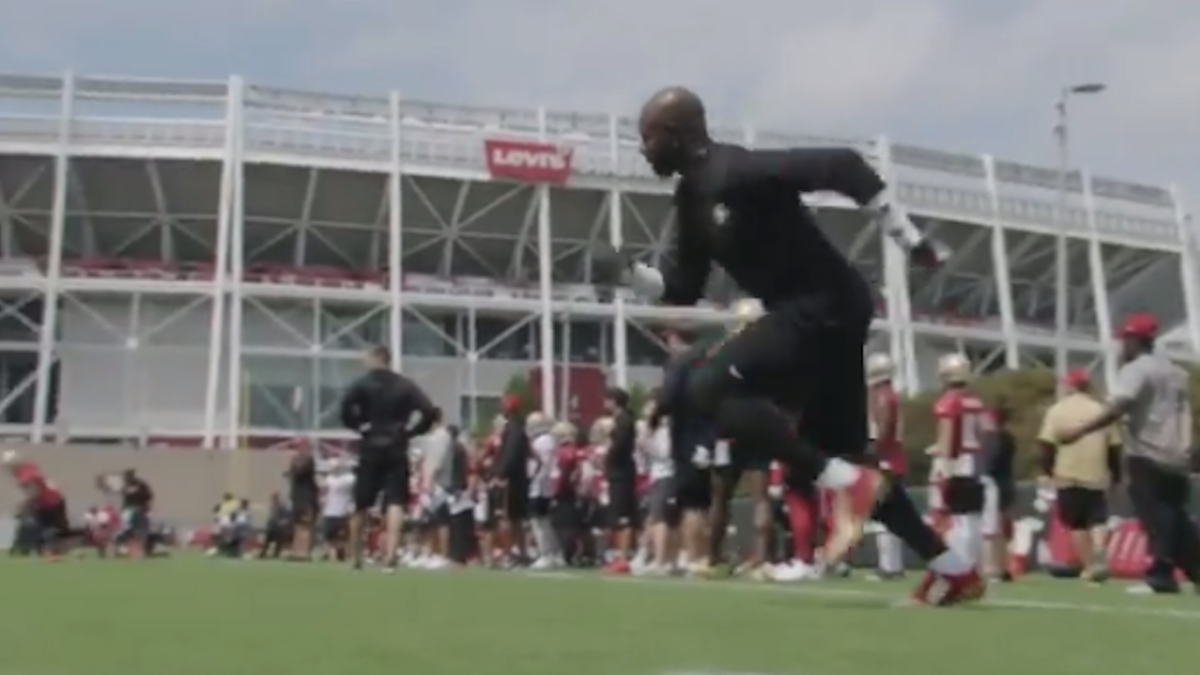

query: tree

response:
[628,382,652,415]
[502,374,536,418]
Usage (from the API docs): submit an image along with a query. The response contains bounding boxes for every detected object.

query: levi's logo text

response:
[484,139,573,185]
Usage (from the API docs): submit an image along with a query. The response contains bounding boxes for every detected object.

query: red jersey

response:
[869,382,905,475]
[29,476,63,508]
[551,444,579,498]
[933,388,993,478]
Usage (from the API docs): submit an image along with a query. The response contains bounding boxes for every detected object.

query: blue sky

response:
[2,0,1196,209]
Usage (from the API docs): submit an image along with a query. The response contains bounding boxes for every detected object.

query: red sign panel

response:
[528,365,607,424]
[484,139,573,185]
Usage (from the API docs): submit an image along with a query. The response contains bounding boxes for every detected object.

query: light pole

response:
[1053,82,1105,384]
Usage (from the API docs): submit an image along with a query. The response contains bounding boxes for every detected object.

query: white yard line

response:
[523,569,1200,621]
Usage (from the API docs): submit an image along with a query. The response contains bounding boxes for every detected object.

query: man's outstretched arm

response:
[726,147,947,263]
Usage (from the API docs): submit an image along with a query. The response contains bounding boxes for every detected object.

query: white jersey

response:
[642,425,674,481]
[322,473,355,517]
[528,433,557,498]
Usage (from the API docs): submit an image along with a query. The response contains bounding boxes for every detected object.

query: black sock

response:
[872,481,946,562]
[713,396,826,483]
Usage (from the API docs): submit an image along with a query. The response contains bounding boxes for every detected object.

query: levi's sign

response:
[484,139,573,185]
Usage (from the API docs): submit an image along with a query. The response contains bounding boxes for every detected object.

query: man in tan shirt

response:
[1037,369,1122,582]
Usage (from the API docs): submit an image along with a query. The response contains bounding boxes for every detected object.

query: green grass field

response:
[1,558,1196,675]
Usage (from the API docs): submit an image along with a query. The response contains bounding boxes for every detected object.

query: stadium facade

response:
[0,72,1193,448]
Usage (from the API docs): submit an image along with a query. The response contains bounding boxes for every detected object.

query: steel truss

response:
[0,72,1194,447]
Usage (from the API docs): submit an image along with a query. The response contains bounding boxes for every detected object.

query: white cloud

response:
[0,0,1196,201]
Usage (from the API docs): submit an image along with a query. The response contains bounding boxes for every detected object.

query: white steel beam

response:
[983,155,1019,368]
[203,75,243,447]
[65,163,97,257]
[875,136,919,392]
[580,194,612,283]
[387,92,404,366]
[1080,168,1116,385]
[440,181,471,276]
[535,106,556,417]
[225,77,249,448]
[607,114,628,387]
[145,159,175,261]
[1169,184,1200,354]
[31,71,74,442]
[295,168,318,266]
[509,191,540,278]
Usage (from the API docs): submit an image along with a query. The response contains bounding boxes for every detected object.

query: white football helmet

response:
[865,352,894,385]
[526,411,551,437]
[937,352,972,384]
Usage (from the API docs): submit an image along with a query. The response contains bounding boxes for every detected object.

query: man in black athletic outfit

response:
[595,86,982,605]
[340,345,437,572]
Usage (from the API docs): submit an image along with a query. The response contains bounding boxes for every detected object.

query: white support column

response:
[607,114,628,388]
[1081,169,1116,385]
[225,80,248,448]
[31,71,75,442]
[202,75,244,447]
[387,91,405,368]
[874,136,919,392]
[466,307,479,428]
[982,155,1019,369]
[535,106,556,417]
[1168,184,1200,355]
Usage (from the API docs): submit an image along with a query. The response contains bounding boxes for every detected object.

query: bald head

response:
[638,86,710,178]
[640,86,707,133]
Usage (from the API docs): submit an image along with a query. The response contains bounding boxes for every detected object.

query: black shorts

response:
[502,481,530,521]
[694,298,872,456]
[607,479,638,529]
[34,500,70,537]
[944,477,985,515]
[1057,487,1108,530]
[673,460,713,510]
[530,496,552,518]
[322,515,349,542]
[353,440,410,511]
[291,486,318,522]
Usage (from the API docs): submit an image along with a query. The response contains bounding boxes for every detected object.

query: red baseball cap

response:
[1063,368,1091,389]
[502,394,523,414]
[1117,313,1158,339]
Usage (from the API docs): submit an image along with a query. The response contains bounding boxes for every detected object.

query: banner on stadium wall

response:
[484,139,573,185]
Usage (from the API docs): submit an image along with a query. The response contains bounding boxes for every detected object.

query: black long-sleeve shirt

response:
[606,409,637,479]
[494,415,530,482]
[339,368,436,442]
[664,145,883,312]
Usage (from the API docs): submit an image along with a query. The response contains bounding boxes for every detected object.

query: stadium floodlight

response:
[1067,82,1107,95]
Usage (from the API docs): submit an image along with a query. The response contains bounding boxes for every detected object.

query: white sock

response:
[876,530,903,574]
[816,458,861,490]
[538,519,559,558]
[947,514,984,569]
[530,519,547,558]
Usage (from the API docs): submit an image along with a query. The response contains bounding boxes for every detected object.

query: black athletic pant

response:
[687,297,946,563]
[1127,456,1200,588]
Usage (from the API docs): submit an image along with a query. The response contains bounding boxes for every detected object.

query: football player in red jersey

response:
[25,473,71,559]
[911,353,989,605]
[865,353,906,580]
